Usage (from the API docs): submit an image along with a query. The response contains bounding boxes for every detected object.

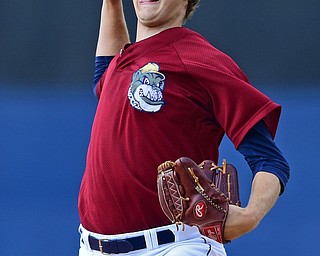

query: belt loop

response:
[79,225,92,251]
[149,228,159,249]
[143,230,154,250]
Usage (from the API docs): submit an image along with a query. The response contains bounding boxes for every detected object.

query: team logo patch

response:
[194,200,207,219]
[128,63,166,112]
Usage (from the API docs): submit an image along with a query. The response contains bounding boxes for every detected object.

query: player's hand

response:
[223,205,260,241]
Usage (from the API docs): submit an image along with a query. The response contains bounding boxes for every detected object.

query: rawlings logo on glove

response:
[157,157,241,243]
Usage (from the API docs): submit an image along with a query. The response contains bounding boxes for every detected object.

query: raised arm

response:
[96,0,130,56]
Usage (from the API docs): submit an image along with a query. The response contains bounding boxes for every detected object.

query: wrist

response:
[224,205,259,240]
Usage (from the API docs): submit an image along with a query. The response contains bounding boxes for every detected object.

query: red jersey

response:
[78,27,281,234]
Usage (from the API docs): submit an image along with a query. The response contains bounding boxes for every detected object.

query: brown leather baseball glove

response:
[157,157,241,243]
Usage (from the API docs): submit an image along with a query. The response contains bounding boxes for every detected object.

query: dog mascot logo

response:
[128,63,166,112]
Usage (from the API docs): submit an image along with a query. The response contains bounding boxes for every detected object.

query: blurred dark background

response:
[1,1,319,255]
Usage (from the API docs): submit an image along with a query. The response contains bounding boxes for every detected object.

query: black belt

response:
[89,229,175,254]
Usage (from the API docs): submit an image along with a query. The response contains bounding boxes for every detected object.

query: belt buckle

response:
[98,239,110,255]
[97,238,134,254]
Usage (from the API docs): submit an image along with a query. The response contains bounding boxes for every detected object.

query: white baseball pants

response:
[78,224,227,256]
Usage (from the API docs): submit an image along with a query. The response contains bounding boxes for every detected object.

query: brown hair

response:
[184,0,200,22]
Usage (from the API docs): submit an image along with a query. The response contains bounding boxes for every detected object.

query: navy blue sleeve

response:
[93,56,114,97]
[237,120,290,194]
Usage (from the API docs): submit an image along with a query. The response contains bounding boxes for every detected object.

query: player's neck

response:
[135,22,183,42]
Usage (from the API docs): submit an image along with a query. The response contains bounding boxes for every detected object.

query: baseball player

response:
[78,0,290,255]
